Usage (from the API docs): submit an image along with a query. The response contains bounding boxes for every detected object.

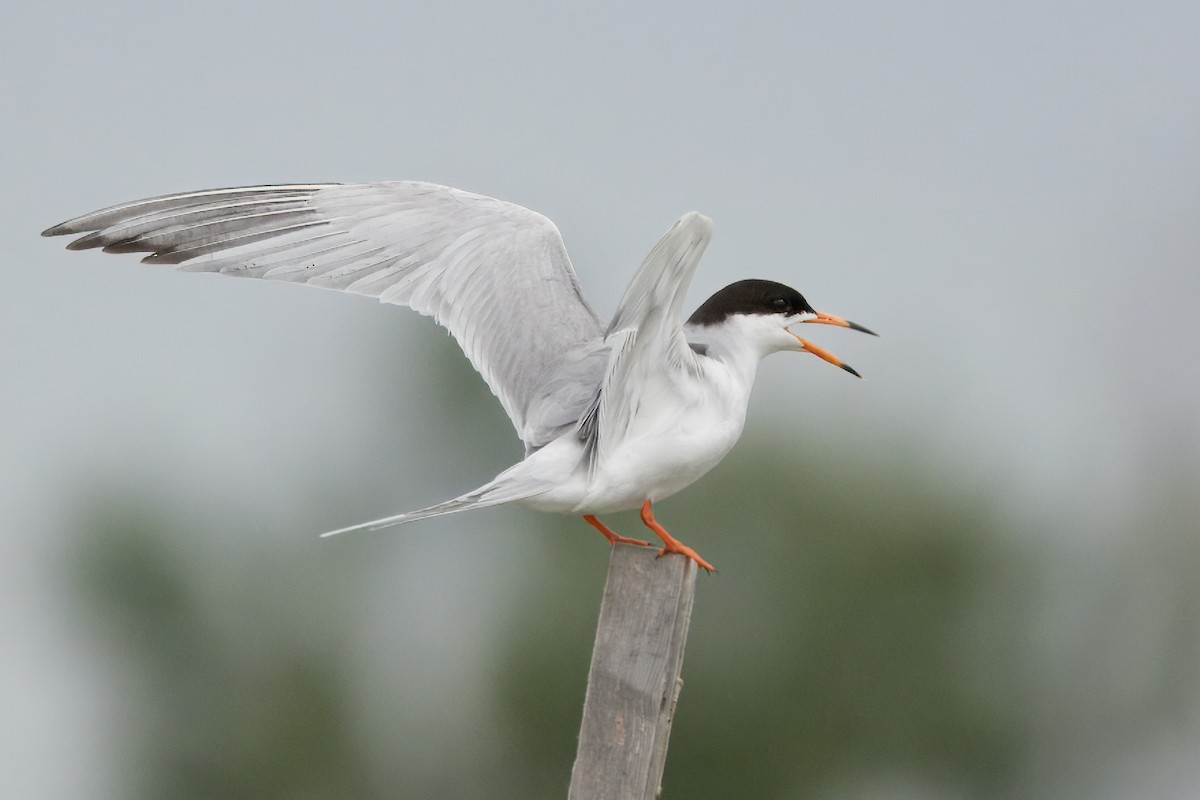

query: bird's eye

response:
[772,297,789,312]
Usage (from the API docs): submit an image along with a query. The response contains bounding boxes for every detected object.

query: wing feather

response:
[43,181,604,442]
[589,213,712,466]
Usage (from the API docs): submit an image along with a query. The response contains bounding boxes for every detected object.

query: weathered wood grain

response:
[568,543,698,799]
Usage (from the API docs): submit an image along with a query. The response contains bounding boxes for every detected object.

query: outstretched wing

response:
[584,212,713,466]
[43,182,604,442]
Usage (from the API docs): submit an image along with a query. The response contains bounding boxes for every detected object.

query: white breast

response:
[521,355,754,515]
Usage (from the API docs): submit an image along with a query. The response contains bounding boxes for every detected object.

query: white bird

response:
[43,181,875,572]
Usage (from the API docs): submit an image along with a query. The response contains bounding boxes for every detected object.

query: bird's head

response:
[686,279,877,377]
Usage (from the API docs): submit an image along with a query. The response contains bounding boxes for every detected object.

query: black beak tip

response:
[849,321,879,337]
[841,363,863,379]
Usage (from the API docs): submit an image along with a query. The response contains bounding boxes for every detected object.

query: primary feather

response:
[44,181,605,449]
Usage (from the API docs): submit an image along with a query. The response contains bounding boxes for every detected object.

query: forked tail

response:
[319,468,550,538]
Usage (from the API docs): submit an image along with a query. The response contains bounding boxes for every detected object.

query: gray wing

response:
[43,181,605,444]
[586,212,713,465]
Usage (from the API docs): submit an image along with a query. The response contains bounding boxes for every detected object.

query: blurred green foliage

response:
[76,503,374,800]
[69,404,1200,799]
[492,431,1034,799]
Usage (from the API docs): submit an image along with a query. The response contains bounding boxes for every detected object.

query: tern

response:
[43,181,876,572]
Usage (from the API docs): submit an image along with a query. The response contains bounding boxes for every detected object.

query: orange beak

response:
[801,310,878,336]
[790,309,877,379]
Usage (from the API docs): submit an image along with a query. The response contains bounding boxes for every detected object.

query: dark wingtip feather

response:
[65,232,107,250]
[41,221,78,237]
[102,239,152,255]
[141,251,188,265]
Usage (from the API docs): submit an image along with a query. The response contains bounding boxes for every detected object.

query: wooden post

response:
[568,543,698,800]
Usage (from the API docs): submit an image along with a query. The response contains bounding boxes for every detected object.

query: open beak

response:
[790,310,877,379]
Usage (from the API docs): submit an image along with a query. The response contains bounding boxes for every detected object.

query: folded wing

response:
[43,181,605,443]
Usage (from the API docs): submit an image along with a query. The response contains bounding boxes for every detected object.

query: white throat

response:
[683,314,791,392]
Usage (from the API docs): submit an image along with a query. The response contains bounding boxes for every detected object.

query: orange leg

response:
[639,500,716,573]
[583,514,650,547]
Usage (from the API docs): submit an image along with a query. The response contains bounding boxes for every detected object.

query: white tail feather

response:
[319,468,551,538]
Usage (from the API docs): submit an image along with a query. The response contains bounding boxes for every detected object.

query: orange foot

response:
[639,500,716,573]
[583,515,650,547]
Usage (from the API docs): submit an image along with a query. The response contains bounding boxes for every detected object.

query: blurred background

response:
[4,1,1199,797]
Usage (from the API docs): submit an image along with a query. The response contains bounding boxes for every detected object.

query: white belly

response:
[521,397,746,515]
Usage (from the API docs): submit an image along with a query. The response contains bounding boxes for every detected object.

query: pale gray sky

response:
[4,1,1199,796]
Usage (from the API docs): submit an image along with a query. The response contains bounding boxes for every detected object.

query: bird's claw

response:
[656,542,717,574]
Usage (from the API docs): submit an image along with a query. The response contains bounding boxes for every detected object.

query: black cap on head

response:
[687,279,815,327]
